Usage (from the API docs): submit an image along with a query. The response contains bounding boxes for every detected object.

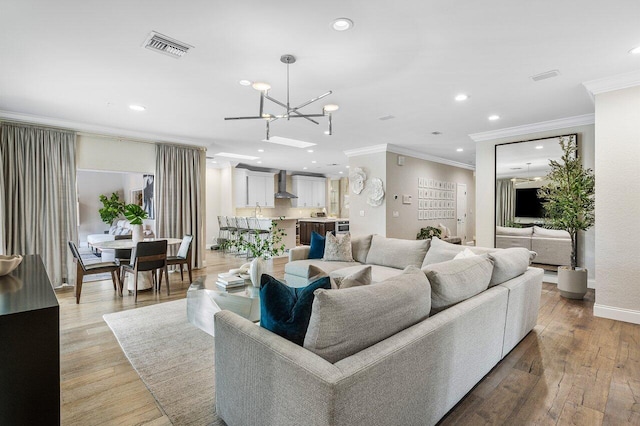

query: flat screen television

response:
[515,188,544,218]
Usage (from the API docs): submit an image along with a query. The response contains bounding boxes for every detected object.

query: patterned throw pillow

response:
[323,232,354,262]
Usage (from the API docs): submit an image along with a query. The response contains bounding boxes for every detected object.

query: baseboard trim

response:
[588,278,596,289]
[593,303,640,325]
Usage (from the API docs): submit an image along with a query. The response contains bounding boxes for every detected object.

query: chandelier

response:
[224,54,338,140]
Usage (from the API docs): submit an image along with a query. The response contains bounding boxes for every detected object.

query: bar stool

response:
[226,216,238,250]
[235,217,251,256]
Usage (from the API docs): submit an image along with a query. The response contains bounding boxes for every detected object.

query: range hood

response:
[275,170,298,199]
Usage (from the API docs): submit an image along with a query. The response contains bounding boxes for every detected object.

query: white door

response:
[456,183,467,243]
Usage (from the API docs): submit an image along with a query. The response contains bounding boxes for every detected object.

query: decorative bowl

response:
[0,255,23,276]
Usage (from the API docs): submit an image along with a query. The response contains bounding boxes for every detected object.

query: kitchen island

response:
[297,218,349,245]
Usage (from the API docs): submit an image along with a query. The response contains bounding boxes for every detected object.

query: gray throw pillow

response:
[487,247,533,287]
[365,235,430,269]
[331,265,372,289]
[422,237,496,266]
[304,266,430,363]
[323,232,354,262]
[307,265,329,283]
[422,256,494,314]
[350,234,373,263]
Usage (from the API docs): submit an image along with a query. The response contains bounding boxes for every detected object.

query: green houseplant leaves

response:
[98,193,125,225]
[124,204,149,225]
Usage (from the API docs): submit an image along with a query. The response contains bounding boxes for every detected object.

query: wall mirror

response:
[495,134,577,248]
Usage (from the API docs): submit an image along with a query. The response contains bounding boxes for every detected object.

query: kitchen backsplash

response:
[235,198,325,218]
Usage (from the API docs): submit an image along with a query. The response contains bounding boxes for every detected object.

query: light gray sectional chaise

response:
[496,225,571,266]
[214,235,543,426]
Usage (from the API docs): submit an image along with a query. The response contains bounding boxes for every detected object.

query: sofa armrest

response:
[214,310,342,426]
[289,245,310,262]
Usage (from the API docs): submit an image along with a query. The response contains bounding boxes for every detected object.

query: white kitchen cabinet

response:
[291,175,326,208]
[234,169,275,208]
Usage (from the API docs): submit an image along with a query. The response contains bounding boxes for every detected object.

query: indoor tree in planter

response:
[538,135,594,299]
[98,193,126,227]
[123,204,149,243]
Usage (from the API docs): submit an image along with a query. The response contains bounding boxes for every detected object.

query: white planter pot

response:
[249,256,266,288]
[132,224,143,244]
[558,266,588,299]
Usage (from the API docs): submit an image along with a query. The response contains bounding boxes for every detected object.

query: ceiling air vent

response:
[142,31,193,58]
[530,69,560,82]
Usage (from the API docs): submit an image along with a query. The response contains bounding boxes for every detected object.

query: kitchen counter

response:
[297,217,349,222]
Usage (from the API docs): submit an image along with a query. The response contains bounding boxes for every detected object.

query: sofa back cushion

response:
[365,235,430,269]
[496,226,533,236]
[422,256,494,314]
[350,234,373,263]
[422,237,496,266]
[259,274,331,345]
[488,247,533,287]
[533,226,570,239]
[303,266,430,363]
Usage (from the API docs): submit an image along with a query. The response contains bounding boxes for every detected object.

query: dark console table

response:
[0,255,60,425]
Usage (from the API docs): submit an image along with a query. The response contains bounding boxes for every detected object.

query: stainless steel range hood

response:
[274,170,298,199]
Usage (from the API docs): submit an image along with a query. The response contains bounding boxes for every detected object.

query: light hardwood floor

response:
[57,251,639,425]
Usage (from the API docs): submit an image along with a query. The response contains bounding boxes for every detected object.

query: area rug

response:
[103,299,223,425]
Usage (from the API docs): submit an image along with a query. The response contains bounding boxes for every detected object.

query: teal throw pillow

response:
[259,274,331,345]
[308,231,326,259]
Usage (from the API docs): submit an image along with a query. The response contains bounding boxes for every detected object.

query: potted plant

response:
[123,204,149,243]
[416,226,442,240]
[233,219,287,287]
[538,135,595,299]
[98,193,125,228]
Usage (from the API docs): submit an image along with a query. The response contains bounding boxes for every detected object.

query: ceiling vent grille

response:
[142,31,193,58]
[530,69,560,82]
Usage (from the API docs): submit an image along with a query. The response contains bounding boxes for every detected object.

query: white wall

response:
[348,152,388,236]
[76,134,155,173]
[475,123,595,281]
[77,171,126,245]
[593,86,640,324]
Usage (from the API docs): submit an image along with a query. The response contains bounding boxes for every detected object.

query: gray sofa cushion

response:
[496,226,533,236]
[488,247,533,287]
[331,265,372,289]
[533,226,570,239]
[284,259,359,278]
[365,235,430,269]
[351,234,373,263]
[422,237,496,266]
[422,256,494,314]
[330,264,402,284]
[303,266,431,363]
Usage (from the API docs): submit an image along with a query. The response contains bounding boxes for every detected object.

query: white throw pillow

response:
[454,248,477,260]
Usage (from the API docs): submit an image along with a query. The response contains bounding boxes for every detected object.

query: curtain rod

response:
[1,119,76,135]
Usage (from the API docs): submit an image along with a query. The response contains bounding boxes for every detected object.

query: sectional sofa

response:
[214,235,543,426]
[496,225,571,266]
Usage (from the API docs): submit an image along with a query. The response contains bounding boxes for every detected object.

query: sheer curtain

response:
[0,123,78,286]
[496,178,515,227]
[155,144,205,268]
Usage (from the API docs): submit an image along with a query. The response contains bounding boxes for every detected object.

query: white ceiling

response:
[1,0,639,176]
[495,136,565,179]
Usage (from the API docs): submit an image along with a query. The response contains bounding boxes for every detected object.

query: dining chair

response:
[68,241,121,304]
[167,234,193,283]
[121,240,169,303]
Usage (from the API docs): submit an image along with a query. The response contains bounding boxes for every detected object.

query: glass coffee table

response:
[186,274,260,336]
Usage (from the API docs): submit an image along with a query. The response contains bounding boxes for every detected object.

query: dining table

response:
[90,237,183,291]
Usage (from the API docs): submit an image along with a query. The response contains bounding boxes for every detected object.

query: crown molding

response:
[583,69,640,96]
[344,143,475,171]
[468,114,595,142]
[0,110,210,147]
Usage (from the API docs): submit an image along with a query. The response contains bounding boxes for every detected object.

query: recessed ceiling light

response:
[256,161,262,164]
[323,104,339,112]
[339,171,344,174]
[262,136,316,148]
[214,152,260,160]
[211,161,217,164]
[332,18,354,31]
[307,149,314,153]
[303,167,308,170]
[456,148,464,152]
[488,115,500,121]
[346,165,350,169]
[311,160,317,164]
[252,82,271,92]
[323,130,330,135]
[629,45,640,54]
[455,94,469,101]
[258,149,264,152]
[129,104,146,111]
[239,80,252,86]
[535,145,543,149]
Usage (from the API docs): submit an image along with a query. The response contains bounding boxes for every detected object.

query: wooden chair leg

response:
[179,264,184,281]
[156,269,161,293]
[110,271,118,292]
[134,272,138,303]
[75,264,84,304]
[187,262,193,284]
[165,265,170,295]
